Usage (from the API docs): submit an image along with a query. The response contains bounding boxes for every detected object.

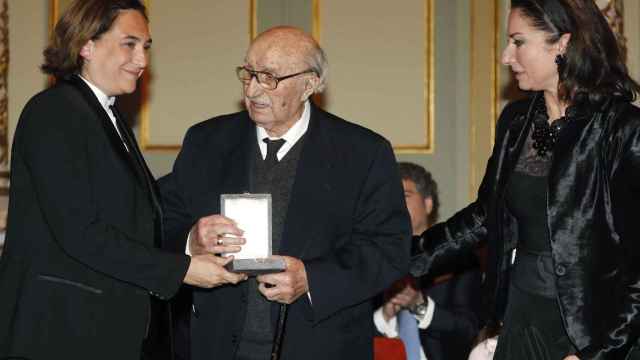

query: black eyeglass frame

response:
[236,66,317,90]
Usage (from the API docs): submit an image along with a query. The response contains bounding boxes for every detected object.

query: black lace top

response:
[505,95,569,298]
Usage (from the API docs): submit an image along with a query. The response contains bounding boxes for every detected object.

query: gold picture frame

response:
[393,0,435,154]
[314,0,434,154]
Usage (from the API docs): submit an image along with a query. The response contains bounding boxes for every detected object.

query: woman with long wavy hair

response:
[411,1,640,359]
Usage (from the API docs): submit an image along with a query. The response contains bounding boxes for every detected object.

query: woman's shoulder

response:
[614,101,640,122]
[499,96,534,122]
[21,82,87,119]
[16,82,94,143]
[494,95,535,137]
[607,100,640,136]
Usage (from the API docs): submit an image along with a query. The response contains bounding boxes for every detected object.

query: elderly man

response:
[160,26,411,359]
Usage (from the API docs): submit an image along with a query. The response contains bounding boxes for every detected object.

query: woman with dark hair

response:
[410,0,640,359]
[0,0,245,359]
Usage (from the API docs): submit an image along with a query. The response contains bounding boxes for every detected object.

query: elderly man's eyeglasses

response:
[236,66,316,90]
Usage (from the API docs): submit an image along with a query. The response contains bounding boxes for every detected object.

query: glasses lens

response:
[257,73,277,90]
[237,67,252,82]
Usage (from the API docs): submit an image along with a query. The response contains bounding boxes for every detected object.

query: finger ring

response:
[217,239,224,245]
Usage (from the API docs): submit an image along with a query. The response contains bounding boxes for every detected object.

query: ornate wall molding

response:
[469,0,500,199]
[0,0,8,193]
[320,0,435,153]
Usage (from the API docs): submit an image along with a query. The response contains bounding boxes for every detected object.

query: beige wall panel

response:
[469,0,496,197]
[320,0,431,150]
[8,0,48,152]
[625,0,640,87]
[256,0,312,35]
[145,0,249,148]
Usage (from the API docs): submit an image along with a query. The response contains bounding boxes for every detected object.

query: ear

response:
[424,197,433,216]
[300,75,320,101]
[557,33,571,54]
[79,40,95,61]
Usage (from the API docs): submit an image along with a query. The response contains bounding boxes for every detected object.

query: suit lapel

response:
[497,95,537,190]
[111,105,163,214]
[279,105,333,258]
[219,114,254,201]
[66,76,147,187]
[550,106,595,167]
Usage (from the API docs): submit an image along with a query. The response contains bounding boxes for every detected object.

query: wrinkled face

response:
[80,10,151,96]
[402,179,431,235]
[242,40,313,136]
[501,8,562,93]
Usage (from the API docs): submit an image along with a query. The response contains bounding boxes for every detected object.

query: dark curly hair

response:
[398,162,440,227]
[41,0,147,79]
[511,0,640,105]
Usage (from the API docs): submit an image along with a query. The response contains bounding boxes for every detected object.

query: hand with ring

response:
[189,214,246,256]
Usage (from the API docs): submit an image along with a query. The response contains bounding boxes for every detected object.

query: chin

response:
[121,83,138,94]
[516,82,532,91]
[250,116,273,127]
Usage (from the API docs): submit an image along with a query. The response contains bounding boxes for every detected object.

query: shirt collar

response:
[256,100,310,159]
[78,75,116,110]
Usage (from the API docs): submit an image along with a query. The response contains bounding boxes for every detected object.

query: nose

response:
[244,75,263,98]
[501,45,513,66]
[134,46,148,69]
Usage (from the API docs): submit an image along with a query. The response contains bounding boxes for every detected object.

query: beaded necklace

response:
[530,96,571,158]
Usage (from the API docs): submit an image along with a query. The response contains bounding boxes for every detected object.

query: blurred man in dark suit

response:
[374,162,482,360]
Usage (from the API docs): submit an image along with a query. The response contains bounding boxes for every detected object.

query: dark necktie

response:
[263,138,286,169]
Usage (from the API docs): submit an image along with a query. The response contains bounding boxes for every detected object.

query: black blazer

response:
[0,76,190,360]
[411,93,640,359]
[160,104,412,360]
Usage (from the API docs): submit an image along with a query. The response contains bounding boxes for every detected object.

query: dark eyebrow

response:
[508,32,523,38]
[123,35,153,46]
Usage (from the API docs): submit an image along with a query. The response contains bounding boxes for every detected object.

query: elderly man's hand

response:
[184,254,247,288]
[189,214,245,256]
[256,256,308,304]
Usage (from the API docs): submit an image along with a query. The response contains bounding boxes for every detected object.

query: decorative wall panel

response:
[320,0,434,153]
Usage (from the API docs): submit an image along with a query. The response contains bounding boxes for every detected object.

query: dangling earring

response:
[555,53,566,80]
[555,54,566,69]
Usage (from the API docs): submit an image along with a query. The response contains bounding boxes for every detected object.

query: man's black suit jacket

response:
[160,104,412,359]
[0,76,190,360]
[419,265,482,360]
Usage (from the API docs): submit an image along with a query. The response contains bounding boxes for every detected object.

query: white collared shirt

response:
[372,297,436,360]
[256,100,310,160]
[78,75,128,151]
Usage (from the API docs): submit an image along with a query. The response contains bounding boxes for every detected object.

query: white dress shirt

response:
[256,100,310,159]
[373,296,436,360]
